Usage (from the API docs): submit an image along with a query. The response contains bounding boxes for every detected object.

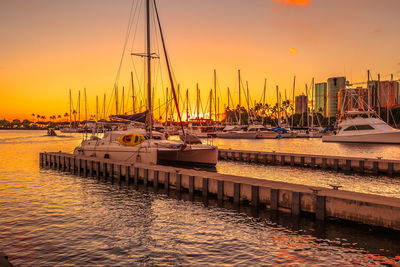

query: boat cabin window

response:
[343,125,374,131]
[134,136,139,143]
[356,125,374,130]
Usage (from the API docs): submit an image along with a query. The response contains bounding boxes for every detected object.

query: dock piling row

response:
[39,152,400,231]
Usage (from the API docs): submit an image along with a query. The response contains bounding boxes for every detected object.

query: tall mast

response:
[311,78,314,128]
[238,69,241,125]
[96,95,99,121]
[196,83,200,121]
[84,88,87,122]
[122,86,125,114]
[227,87,230,109]
[214,69,217,122]
[305,84,309,128]
[103,94,106,120]
[217,97,220,123]
[209,89,213,120]
[78,90,81,123]
[292,76,296,127]
[115,85,118,115]
[146,0,152,137]
[186,89,189,122]
[367,70,370,109]
[158,98,161,120]
[69,89,72,127]
[378,73,381,118]
[131,71,135,114]
[165,87,169,123]
[276,85,280,127]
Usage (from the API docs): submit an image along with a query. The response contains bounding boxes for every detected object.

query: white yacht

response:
[322,111,400,144]
[73,0,218,166]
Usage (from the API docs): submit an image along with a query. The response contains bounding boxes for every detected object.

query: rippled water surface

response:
[1,130,400,266]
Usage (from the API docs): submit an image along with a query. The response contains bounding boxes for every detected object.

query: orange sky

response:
[1,0,400,120]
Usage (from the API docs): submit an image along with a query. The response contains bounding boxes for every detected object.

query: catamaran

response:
[73,0,218,166]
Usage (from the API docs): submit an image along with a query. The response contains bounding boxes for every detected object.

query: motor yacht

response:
[322,111,400,144]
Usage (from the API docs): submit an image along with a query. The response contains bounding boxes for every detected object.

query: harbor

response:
[2,0,400,265]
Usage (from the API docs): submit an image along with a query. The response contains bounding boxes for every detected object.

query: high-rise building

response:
[295,94,308,114]
[368,81,399,108]
[315,82,327,116]
[327,77,346,117]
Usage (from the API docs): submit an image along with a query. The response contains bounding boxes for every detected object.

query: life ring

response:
[116,133,145,146]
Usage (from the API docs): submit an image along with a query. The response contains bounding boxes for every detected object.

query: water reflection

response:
[0,130,399,266]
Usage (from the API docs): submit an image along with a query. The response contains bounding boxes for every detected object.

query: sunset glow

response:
[1,0,400,120]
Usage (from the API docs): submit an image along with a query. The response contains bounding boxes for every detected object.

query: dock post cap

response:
[329,184,342,190]
[310,188,322,194]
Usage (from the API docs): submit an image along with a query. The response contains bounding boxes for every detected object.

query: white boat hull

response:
[74,139,218,166]
[322,131,400,144]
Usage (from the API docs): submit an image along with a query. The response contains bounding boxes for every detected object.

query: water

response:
[0,130,399,266]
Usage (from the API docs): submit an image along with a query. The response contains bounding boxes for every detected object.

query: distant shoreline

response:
[0,128,46,131]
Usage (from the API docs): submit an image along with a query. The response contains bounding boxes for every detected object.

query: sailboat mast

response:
[238,69,241,125]
[311,78,314,128]
[78,90,81,124]
[214,69,217,122]
[186,89,189,122]
[305,84,309,128]
[165,87,168,123]
[96,95,99,121]
[292,76,295,127]
[115,85,118,115]
[209,89,213,120]
[84,88,87,122]
[146,0,152,137]
[103,94,106,120]
[196,83,200,121]
[69,89,72,127]
[131,72,135,114]
[276,86,280,127]
[122,86,125,115]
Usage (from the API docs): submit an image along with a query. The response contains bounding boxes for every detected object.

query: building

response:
[368,80,399,108]
[295,94,308,114]
[314,82,327,116]
[327,77,346,118]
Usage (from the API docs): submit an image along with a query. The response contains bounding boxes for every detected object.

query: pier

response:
[219,149,400,177]
[39,152,400,231]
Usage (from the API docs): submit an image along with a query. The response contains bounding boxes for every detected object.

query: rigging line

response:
[114,0,137,87]
[106,0,138,117]
[153,0,185,135]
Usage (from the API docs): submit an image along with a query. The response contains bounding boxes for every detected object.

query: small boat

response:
[46,128,57,136]
[322,110,400,144]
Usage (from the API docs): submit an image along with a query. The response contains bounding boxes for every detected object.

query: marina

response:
[2,0,400,265]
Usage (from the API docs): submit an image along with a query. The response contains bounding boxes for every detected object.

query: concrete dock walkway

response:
[40,152,400,231]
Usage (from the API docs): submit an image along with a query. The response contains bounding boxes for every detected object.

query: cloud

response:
[289,48,298,54]
[373,28,381,33]
[273,0,312,7]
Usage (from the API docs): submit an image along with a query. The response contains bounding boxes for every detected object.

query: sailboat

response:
[73,0,218,166]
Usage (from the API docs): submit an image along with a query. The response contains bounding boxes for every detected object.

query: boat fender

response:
[117,133,145,146]
[276,134,283,139]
